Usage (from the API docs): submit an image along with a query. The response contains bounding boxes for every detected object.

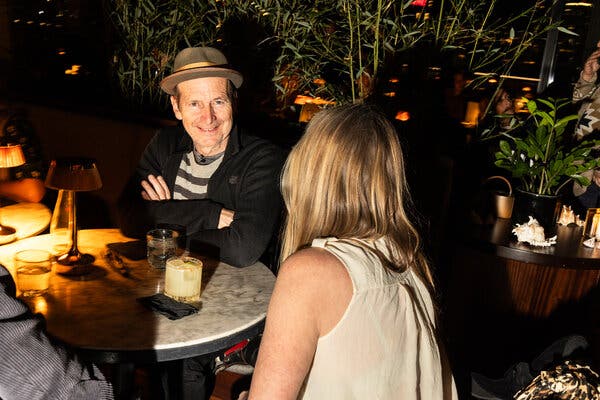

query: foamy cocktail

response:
[164,256,203,303]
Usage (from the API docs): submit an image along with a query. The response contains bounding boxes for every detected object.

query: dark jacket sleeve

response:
[0,266,113,400]
[117,130,224,238]
[188,143,285,267]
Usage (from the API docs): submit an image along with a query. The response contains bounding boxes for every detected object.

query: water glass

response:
[14,249,53,297]
[146,228,179,269]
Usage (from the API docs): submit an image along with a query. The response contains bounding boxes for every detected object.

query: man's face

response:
[171,77,233,155]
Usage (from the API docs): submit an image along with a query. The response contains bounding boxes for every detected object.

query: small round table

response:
[1,202,51,241]
[461,219,600,318]
[445,218,600,391]
[0,228,276,363]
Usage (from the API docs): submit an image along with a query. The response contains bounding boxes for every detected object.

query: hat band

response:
[174,61,225,73]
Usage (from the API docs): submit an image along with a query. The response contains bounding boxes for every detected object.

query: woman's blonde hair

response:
[280,104,434,288]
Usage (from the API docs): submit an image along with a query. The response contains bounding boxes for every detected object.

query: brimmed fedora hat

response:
[160,47,243,95]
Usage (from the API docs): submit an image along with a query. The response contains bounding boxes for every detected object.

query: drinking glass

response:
[146,228,178,269]
[164,256,203,303]
[14,249,53,297]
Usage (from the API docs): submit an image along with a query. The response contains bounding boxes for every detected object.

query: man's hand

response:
[582,40,600,82]
[218,208,235,229]
[141,174,171,201]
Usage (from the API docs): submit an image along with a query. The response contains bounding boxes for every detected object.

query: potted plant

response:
[493,97,600,233]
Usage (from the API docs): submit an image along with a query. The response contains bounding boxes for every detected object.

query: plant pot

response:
[484,176,514,219]
[512,189,561,236]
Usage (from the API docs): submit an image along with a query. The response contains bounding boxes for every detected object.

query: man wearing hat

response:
[118,47,284,268]
[117,47,284,399]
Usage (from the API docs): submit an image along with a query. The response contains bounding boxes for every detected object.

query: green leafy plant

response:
[494,97,600,196]
[106,0,564,112]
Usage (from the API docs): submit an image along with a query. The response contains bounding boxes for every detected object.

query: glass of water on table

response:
[146,228,179,269]
[15,249,53,297]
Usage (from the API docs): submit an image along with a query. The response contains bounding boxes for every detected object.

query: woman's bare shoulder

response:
[280,246,347,280]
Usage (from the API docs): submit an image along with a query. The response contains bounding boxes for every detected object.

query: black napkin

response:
[107,240,147,261]
[138,293,198,320]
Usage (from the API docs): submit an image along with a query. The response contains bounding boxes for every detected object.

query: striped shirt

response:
[173,151,224,199]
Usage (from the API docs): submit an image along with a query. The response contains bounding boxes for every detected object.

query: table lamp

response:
[0,144,26,243]
[45,157,102,274]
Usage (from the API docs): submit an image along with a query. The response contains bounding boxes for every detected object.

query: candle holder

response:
[583,208,600,240]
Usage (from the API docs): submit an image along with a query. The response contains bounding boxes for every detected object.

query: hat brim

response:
[160,67,243,95]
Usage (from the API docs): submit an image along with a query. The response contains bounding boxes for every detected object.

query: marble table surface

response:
[1,202,51,240]
[0,228,276,363]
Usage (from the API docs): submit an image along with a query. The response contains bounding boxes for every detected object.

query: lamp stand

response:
[55,190,95,275]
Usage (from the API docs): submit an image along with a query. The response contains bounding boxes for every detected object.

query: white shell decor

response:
[557,205,584,226]
[583,237,597,248]
[512,216,557,247]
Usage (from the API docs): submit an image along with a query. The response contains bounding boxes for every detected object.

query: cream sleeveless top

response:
[299,237,458,400]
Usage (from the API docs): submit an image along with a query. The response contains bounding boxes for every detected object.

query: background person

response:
[0,100,45,203]
[0,264,113,399]
[245,104,458,399]
[572,40,600,210]
[573,39,600,140]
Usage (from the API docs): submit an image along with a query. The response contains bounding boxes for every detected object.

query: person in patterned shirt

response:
[572,41,600,209]
[0,101,45,203]
[573,40,600,140]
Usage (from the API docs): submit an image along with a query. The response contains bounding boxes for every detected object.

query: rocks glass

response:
[14,249,53,297]
[146,228,179,269]
[164,256,203,303]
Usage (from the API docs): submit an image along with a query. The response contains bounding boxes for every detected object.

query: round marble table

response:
[0,228,276,364]
[1,202,51,241]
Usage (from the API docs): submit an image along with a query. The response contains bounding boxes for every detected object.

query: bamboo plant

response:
[106,0,564,113]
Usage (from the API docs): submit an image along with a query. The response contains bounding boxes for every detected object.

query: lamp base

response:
[0,224,16,245]
[56,252,95,275]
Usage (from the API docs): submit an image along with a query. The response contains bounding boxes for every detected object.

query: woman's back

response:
[299,237,457,400]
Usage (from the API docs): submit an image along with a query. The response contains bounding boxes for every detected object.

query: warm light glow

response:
[488,78,498,83]
[64,65,81,75]
[565,2,592,6]
[57,50,66,55]
[293,95,335,105]
[462,101,481,127]
[298,104,322,123]
[313,78,326,86]
[383,92,396,97]
[522,86,532,92]
[0,145,26,168]
[395,111,410,122]
[388,77,399,83]
[474,72,540,82]
[515,98,528,113]
[31,296,48,316]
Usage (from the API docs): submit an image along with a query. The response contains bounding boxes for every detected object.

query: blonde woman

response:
[246,104,458,399]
